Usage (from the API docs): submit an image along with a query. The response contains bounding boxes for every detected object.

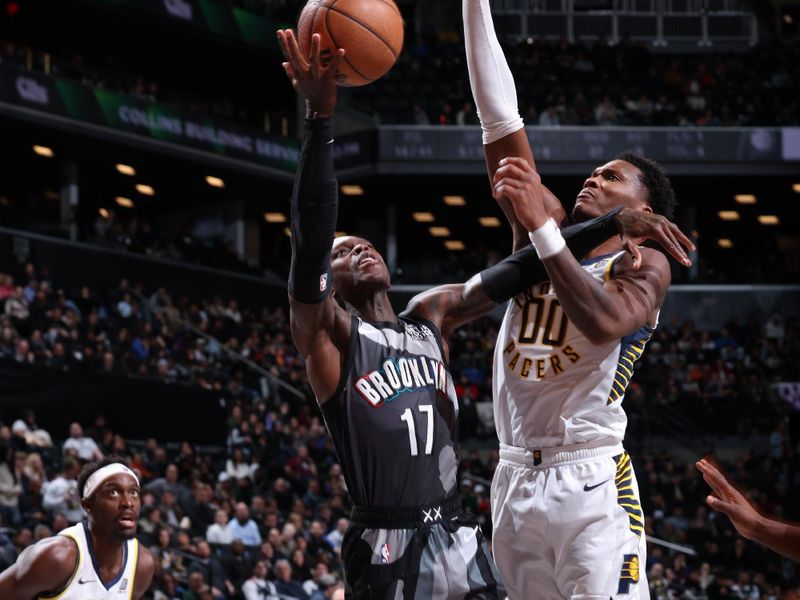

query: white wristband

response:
[528,218,566,259]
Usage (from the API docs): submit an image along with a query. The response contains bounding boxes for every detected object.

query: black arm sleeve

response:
[479,207,622,303]
[288,117,338,304]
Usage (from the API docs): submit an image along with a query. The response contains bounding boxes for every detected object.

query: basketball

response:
[298,0,404,87]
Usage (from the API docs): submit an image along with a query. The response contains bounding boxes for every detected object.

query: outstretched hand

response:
[492,157,549,231]
[613,209,695,269]
[696,458,763,541]
[276,29,345,118]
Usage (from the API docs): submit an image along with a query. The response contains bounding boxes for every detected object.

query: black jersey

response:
[321,314,459,508]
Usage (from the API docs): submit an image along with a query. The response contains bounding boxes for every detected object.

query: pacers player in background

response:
[463,0,693,597]
[279,24,692,600]
[0,457,155,599]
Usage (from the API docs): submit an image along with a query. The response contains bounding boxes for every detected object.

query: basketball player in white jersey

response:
[463,0,694,597]
[0,457,155,599]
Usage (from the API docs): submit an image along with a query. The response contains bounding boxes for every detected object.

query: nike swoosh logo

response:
[326,138,335,144]
[78,577,97,584]
[583,479,609,492]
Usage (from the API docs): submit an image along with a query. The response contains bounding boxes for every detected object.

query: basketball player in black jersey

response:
[277,28,693,600]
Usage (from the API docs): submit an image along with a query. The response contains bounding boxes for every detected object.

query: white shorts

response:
[491,439,647,600]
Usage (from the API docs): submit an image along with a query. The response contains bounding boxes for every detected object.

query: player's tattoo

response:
[613,266,663,314]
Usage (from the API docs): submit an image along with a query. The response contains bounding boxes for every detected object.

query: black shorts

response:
[342,495,506,600]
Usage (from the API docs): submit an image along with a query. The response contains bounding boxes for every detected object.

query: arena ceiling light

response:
[116,164,136,176]
[341,185,364,196]
[115,196,134,208]
[479,217,501,227]
[263,212,286,223]
[443,195,466,206]
[33,145,54,157]
[793,184,800,193]
[717,239,733,248]
[284,227,291,237]
[758,215,779,225]
[429,226,450,237]
[135,184,155,196]
[718,211,740,221]
[734,194,756,204]
[206,175,225,189]
[98,208,110,219]
[445,240,465,250]
[413,212,435,222]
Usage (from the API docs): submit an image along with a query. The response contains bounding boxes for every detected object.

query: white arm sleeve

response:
[463,0,525,144]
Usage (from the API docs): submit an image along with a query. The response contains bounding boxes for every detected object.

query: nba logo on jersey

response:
[119,577,129,592]
[380,543,391,564]
[319,273,328,292]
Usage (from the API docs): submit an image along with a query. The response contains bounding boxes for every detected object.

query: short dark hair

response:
[77,455,132,499]
[616,152,677,220]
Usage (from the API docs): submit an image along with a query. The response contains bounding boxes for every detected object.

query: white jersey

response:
[40,522,139,600]
[493,250,656,449]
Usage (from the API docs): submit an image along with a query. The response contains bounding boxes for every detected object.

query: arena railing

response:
[490,0,757,47]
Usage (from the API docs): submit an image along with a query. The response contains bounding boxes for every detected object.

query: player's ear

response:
[80,497,91,514]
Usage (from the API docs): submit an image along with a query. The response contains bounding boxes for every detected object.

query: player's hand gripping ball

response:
[298,0,404,86]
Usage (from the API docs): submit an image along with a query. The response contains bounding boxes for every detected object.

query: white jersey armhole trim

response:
[38,531,82,600]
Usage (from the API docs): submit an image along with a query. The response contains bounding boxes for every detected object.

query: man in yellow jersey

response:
[0,456,155,599]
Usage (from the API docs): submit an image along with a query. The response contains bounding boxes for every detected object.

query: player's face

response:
[330,236,391,298]
[572,159,651,221]
[84,473,141,540]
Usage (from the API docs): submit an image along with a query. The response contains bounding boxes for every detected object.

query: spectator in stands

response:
[274,558,309,600]
[189,539,234,599]
[221,539,253,591]
[242,560,278,600]
[146,463,183,497]
[538,104,560,126]
[40,457,83,522]
[227,502,262,546]
[0,445,22,527]
[207,509,233,545]
[309,573,338,600]
[61,421,102,462]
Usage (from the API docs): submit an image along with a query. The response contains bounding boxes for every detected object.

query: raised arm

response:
[408,207,691,340]
[463,0,566,250]
[697,458,800,562]
[493,157,693,344]
[0,536,78,599]
[279,29,350,401]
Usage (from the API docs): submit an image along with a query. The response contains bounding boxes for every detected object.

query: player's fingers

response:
[493,163,531,185]
[277,30,288,56]
[499,156,531,170]
[493,178,522,200]
[698,459,737,497]
[282,63,298,88]
[326,48,346,73]
[623,239,642,269]
[670,222,696,253]
[706,495,742,520]
[654,225,689,266]
[309,33,321,79]
[284,29,308,71]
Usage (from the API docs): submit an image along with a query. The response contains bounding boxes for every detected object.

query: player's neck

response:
[351,292,395,323]
[89,529,127,582]
[585,237,624,260]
